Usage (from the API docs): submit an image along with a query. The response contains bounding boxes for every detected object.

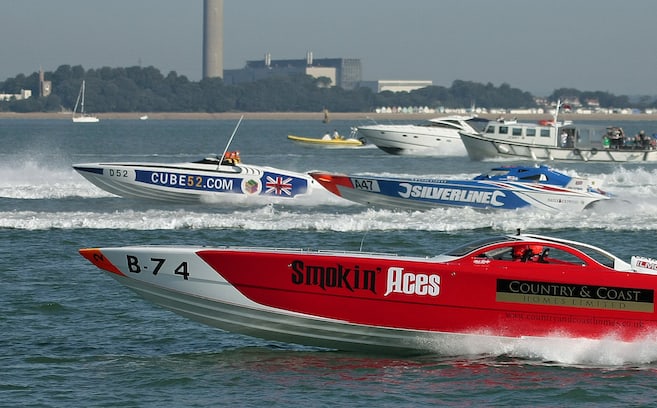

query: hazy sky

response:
[3,0,657,96]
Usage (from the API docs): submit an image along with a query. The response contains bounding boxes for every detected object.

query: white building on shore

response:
[0,89,31,101]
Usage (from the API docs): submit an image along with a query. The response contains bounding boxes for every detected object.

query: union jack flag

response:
[265,175,293,196]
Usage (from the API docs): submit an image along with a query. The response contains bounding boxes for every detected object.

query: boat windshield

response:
[468,117,490,131]
[194,157,221,165]
[423,120,461,130]
[444,236,519,257]
[475,167,550,182]
[532,238,617,268]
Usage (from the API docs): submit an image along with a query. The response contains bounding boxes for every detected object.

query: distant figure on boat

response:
[322,132,331,140]
[560,130,568,147]
[560,129,574,148]
[221,151,241,165]
[332,129,342,140]
[607,127,625,149]
[636,130,652,150]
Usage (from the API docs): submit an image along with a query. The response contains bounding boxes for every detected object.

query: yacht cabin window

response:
[512,127,522,136]
[499,126,509,135]
[526,128,536,137]
[540,129,551,137]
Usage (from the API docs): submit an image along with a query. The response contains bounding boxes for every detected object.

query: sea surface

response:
[4,117,657,407]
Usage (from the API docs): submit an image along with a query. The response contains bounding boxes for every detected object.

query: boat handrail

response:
[214,246,398,257]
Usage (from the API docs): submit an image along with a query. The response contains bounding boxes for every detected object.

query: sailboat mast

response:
[73,82,82,114]
[81,80,86,114]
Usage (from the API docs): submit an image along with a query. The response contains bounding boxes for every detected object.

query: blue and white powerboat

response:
[74,153,317,203]
[310,165,612,212]
[73,116,317,203]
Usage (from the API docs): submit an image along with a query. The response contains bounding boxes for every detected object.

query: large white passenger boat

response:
[357,115,488,155]
[459,102,657,162]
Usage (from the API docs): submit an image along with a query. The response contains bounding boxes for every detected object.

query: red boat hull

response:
[80,233,657,353]
[197,250,654,341]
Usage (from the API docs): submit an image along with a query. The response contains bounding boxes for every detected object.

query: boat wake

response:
[2,160,657,232]
[413,332,657,367]
[4,201,657,232]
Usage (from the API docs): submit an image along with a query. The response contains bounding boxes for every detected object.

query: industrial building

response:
[223,52,362,90]
[359,80,433,93]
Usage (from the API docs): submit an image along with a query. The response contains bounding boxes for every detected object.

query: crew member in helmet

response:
[529,245,545,262]
[512,246,527,260]
[512,245,544,262]
[529,245,543,256]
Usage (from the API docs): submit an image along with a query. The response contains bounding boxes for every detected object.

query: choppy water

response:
[4,117,657,407]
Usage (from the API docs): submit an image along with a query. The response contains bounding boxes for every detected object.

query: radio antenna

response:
[359,231,368,252]
[218,115,244,169]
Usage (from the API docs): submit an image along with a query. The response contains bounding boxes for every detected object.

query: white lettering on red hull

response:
[384,267,440,297]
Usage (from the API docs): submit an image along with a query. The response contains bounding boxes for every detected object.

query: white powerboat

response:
[73,116,317,203]
[73,153,317,203]
[357,115,488,155]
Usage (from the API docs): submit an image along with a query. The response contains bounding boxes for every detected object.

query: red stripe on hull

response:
[310,172,353,197]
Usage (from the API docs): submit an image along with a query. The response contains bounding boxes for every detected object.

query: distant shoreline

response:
[2,111,657,121]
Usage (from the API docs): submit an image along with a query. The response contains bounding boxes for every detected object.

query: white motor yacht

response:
[357,115,488,155]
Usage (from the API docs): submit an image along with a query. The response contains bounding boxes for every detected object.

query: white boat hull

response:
[461,132,657,162]
[357,116,486,156]
[72,115,100,123]
[357,126,466,155]
[73,160,316,203]
[332,183,606,213]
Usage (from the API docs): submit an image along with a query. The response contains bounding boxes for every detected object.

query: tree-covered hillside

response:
[0,65,646,113]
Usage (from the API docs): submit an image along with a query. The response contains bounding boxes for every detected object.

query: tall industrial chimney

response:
[203,0,223,78]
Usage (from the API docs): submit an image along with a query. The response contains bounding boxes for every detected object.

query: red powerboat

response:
[80,232,657,355]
